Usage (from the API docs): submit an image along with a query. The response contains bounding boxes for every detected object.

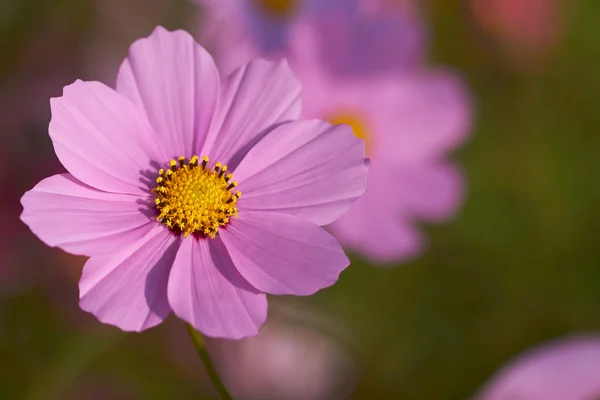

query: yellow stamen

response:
[152,156,241,238]
[218,165,228,178]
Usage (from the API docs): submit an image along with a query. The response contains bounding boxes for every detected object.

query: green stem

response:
[185,324,233,400]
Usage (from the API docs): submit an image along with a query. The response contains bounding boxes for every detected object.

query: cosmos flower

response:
[20,26,367,339]
[469,0,563,62]
[207,304,357,400]
[475,335,600,400]
[197,0,341,55]
[197,0,424,77]
[299,0,425,78]
[287,13,471,263]
[196,0,471,263]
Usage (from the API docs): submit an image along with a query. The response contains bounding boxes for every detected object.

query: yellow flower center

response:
[327,112,373,155]
[153,156,241,238]
[253,0,297,18]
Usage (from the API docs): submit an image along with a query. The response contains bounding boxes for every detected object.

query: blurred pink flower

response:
[21,27,367,339]
[469,0,563,62]
[197,0,348,55]
[198,1,472,264]
[207,304,357,400]
[475,335,600,400]
[197,0,425,77]
[288,16,471,263]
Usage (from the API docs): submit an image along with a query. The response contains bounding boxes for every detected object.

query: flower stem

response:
[185,323,233,400]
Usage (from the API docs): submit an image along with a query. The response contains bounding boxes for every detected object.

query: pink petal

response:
[395,162,464,222]
[198,1,258,77]
[296,65,471,164]
[306,5,426,76]
[475,336,600,400]
[220,211,349,296]
[167,237,267,339]
[373,70,472,163]
[330,161,424,263]
[20,174,155,257]
[50,80,164,195]
[116,26,220,159]
[233,120,367,226]
[202,58,301,169]
[79,226,179,332]
[331,198,423,264]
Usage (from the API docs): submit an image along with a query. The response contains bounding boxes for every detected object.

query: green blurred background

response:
[1,0,599,398]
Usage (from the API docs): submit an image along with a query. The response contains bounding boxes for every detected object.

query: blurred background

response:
[2,0,600,398]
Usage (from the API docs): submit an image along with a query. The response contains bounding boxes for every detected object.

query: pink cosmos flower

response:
[197,0,348,55]
[475,335,600,400]
[470,0,562,50]
[469,0,563,67]
[207,304,357,400]
[287,14,471,263]
[197,0,425,77]
[20,26,367,339]
[196,0,468,263]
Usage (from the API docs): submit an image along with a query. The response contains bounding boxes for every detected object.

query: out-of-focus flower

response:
[475,335,600,400]
[197,0,342,55]
[207,303,358,400]
[469,0,563,65]
[20,27,367,339]
[197,0,425,77]
[196,0,342,75]
[288,15,471,263]
[197,0,472,264]
[297,3,425,78]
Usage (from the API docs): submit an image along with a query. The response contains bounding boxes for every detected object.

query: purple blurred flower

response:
[197,0,424,77]
[287,16,471,263]
[305,3,425,77]
[20,27,367,339]
[475,335,600,400]
[198,0,472,264]
[197,0,351,55]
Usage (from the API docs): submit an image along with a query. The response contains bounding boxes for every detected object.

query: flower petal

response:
[475,336,600,400]
[331,198,423,264]
[79,226,179,332]
[373,70,472,163]
[116,26,220,159]
[220,211,349,296]
[233,120,367,226]
[50,80,164,195]
[308,6,425,77]
[167,237,267,339]
[202,58,301,170]
[20,173,155,257]
[329,162,423,263]
[395,162,464,222]
[295,65,471,164]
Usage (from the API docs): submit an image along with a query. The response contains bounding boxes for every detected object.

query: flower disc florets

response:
[153,155,241,238]
[255,0,297,18]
